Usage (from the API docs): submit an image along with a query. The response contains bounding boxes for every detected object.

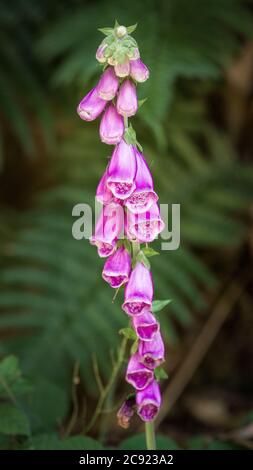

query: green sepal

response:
[138,98,147,108]
[152,299,172,313]
[134,250,151,270]
[98,27,114,36]
[155,366,169,381]
[119,327,137,341]
[130,339,139,355]
[127,23,138,34]
[142,247,160,258]
[124,124,137,146]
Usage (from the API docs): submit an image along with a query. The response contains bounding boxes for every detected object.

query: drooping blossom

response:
[90,203,124,257]
[102,245,131,288]
[133,310,159,341]
[125,149,158,214]
[128,47,140,61]
[117,396,136,429]
[123,262,153,316]
[138,332,165,369]
[96,43,107,63]
[99,104,124,145]
[126,353,153,390]
[117,79,138,117]
[96,168,115,205]
[136,380,161,422]
[126,202,165,243]
[77,87,107,121]
[130,58,149,83]
[107,139,137,200]
[97,67,119,101]
[115,58,131,78]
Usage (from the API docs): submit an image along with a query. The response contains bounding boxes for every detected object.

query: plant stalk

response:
[145,421,156,450]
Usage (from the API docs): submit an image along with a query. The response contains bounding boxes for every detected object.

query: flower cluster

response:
[77,24,165,424]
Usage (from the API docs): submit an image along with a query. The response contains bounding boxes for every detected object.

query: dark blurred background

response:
[0,0,253,450]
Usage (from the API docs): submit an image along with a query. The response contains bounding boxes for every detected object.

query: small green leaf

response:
[98,27,114,36]
[138,98,147,108]
[142,247,160,258]
[124,125,137,146]
[136,250,150,270]
[152,299,172,313]
[0,404,30,436]
[119,327,137,341]
[114,19,120,28]
[130,339,139,355]
[136,141,143,152]
[155,366,168,381]
[127,23,138,34]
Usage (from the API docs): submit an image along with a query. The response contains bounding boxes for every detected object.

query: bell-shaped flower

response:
[97,67,119,101]
[136,380,161,422]
[125,150,158,214]
[96,44,107,63]
[117,396,135,429]
[115,58,130,78]
[90,203,124,258]
[107,139,136,200]
[102,246,131,288]
[96,168,114,205]
[126,353,153,390]
[117,79,138,117]
[133,310,159,341]
[99,104,124,145]
[130,58,149,82]
[123,262,153,316]
[77,87,107,121]
[126,202,165,243]
[138,331,165,369]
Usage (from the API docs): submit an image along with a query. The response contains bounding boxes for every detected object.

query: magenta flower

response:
[136,380,161,422]
[125,149,158,214]
[97,67,119,101]
[96,44,107,63]
[123,262,153,316]
[102,246,131,288]
[126,353,153,390]
[96,168,115,205]
[115,58,131,78]
[117,79,138,117]
[90,204,124,257]
[99,104,124,145]
[77,87,107,121]
[130,59,149,83]
[138,332,165,369]
[126,202,165,243]
[133,310,159,341]
[107,139,137,200]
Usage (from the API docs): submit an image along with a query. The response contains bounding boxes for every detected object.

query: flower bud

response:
[97,67,119,101]
[96,44,107,63]
[125,149,158,214]
[90,204,124,257]
[115,58,130,78]
[102,246,131,288]
[107,139,136,199]
[117,79,138,117]
[128,47,140,61]
[126,353,153,390]
[138,332,165,369]
[77,87,106,121]
[133,311,159,341]
[130,58,149,83]
[99,104,124,145]
[123,262,153,316]
[116,25,127,38]
[136,380,161,422]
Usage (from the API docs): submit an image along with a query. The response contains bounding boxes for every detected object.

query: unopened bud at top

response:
[116,25,127,38]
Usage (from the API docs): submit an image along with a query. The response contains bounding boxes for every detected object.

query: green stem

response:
[145,421,156,450]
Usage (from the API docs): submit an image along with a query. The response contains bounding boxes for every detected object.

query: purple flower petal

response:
[126,353,153,390]
[107,140,137,200]
[133,310,159,341]
[97,67,119,101]
[117,79,138,117]
[136,380,161,421]
[102,246,131,288]
[99,104,124,145]
[123,262,153,316]
[77,87,107,121]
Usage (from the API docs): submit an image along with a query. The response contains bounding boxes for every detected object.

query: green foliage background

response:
[0,0,252,450]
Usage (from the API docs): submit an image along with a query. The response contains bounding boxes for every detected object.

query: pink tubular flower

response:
[126,202,165,243]
[133,310,159,341]
[117,79,138,117]
[136,380,161,422]
[124,150,158,214]
[122,262,153,316]
[96,169,115,205]
[102,246,131,288]
[107,139,136,200]
[90,204,124,257]
[126,353,153,390]
[96,44,107,63]
[130,58,149,83]
[138,332,165,369]
[99,104,124,145]
[97,67,119,101]
[115,58,130,78]
[77,87,107,121]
